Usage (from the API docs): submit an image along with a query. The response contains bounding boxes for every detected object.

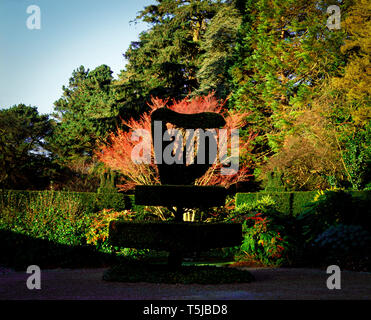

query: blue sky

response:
[0,0,154,115]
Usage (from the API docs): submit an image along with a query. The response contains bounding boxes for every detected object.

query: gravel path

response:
[0,267,370,300]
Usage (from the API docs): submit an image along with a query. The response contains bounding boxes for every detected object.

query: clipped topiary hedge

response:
[135,185,227,207]
[0,189,134,214]
[236,190,371,217]
[109,220,242,252]
[0,190,136,269]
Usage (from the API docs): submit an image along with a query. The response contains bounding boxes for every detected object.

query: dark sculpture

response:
[151,107,226,185]
[109,107,242,269]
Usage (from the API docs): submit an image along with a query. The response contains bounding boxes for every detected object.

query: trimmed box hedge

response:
[236,190,371,216]
[135,185,226,208]
[3,189,370,218]
[109,220,242,252]
[0,189,135,214]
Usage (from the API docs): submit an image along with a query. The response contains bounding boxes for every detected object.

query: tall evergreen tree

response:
[321,0,371,189]
[0,104,53,189]
[229,0,349,188]
[115,0,223,115]
[195,1,243,99]
[231,0,347,141]
[50,65,119,166]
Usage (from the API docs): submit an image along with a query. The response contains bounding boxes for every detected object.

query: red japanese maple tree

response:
[97,92,255,192]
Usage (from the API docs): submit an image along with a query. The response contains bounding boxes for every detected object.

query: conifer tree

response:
[229,0,349,189]
[116,0,223,113]
[50,65,119,166]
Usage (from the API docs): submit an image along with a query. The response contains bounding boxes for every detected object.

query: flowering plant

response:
[227,196,290,266]
[86,209,134,252]
[240,213,287,265]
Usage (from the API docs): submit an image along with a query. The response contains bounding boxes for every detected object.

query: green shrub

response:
[236,191,316,216]
[0,189,134,216]
[263,170,290,192]
[85,208,165,259]
[0,191,88,246]
[292,189,371,269]
[236,190,371,217]
[85,208,136,254]
[95,192,133,212]
[226,196,293,266]
[0,190,135,249]
[135,185,226,208]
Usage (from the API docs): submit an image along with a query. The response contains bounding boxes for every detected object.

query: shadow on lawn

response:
[0,229,255,284]
[0,229,118,271]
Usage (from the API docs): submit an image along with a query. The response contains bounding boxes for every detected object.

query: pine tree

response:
[195,1,243,99]
[50,65,119,166]
[0,104,53,189]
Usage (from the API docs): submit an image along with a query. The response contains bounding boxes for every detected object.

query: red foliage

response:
[97,92,256,191]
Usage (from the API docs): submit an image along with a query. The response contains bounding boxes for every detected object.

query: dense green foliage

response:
[1,0,370,275]
[0,228,116,270]
[295,190,371,270]
[117,0,221,104]
[231,190,371,269]
[0,104,54,190]
[0,189,134,216]
[228,0,370,190]
[297,190,371,244]
[1,188,370,271]
[0,190,142,268]
[194,3,243,99]
[1,0,369,192]
[0,190,130,244]
[236,190,371,216]
[0,190,131,269]
[225,196,294,266]
[49,65,119,165]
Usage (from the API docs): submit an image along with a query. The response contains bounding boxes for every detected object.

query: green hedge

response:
[109,221,242,252]
[0,190,136,266]
[236,191,371,216]
[0,189,134,214]
[3,189,370,218]
[135,185,226,207]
